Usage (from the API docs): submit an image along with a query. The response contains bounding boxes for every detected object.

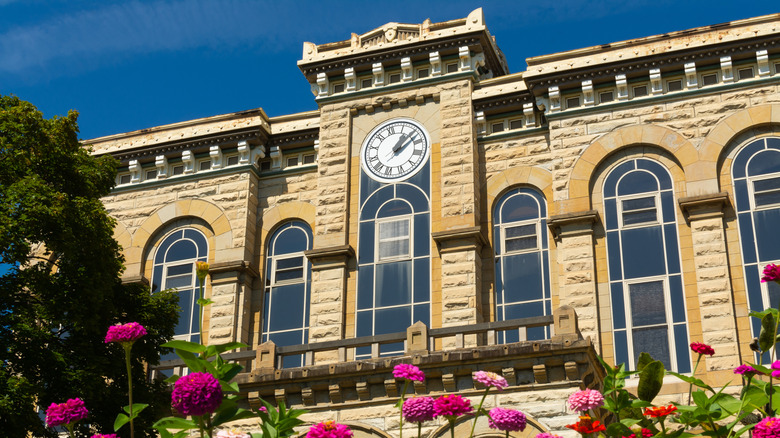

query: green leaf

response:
[122,403,149,418]
[164,374,180,384]
[175,348,205,372]
[630,399,653,408]
[197,298,214,306]
[691,390,709,408]
[636,352,654,372]
[759,312,777,353]
[606,423,632,437]
[114,413,130,431]
[211,341,248,354]
[219,362,244,382]
[637,360,664,402]
[668,371,714,392]
[153,416,198,430]
[162,340,206,353]
[222,381,240,393]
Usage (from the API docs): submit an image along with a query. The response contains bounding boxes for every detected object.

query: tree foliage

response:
[0,95,179,437]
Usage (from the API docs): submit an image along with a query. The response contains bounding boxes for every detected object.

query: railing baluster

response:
[487,329,496,346]
[371,342,379,358]
[338,347,346,362]
[455,333,464,348]
[305,351,313,366]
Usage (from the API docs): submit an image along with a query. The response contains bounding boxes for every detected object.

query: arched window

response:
[356,162,431,359]
[492,188,551,341]
[262,221,312,368]
[151,228,208,344]
[732,137,780,346]
[603,158,690,372]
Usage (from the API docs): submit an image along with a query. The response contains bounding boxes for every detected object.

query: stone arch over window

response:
[125,199,232,279]
[567,124,697,213]
[485,167,554,221]
[260,201,316,260]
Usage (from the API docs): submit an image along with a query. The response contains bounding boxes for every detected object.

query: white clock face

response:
[360,118,430,183]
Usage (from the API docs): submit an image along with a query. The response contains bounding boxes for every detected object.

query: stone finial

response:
[401,57,412,82]
[255,340,277,371]
[316,73,329,97]
[552,305,581,345]
[182,150,194,174]
[615,74,628,100]
[155,155,168,179]
[209,145,223,169]
[523,102,536,128]
[128,160,141,183]
[372,62,384,86]
[406,321,429,355]
[649,68,662,95]
[430,51,441,77]
[757,50,770,77]
[684,62,698,89]
[475,111,486,134]
[582,80,594,106]
[344,67,356,92]
[721,56,733,83]
[548,86,561,113]
[269,146,282,170]
[459,46,471,71]
[237,140,251,165]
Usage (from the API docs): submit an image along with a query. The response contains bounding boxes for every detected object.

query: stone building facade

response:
[88,9,780,437]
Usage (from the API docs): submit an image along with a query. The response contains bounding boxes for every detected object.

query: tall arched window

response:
[262,221,312,368]
[492,187,551,342]
[151,228,208,344]
[732,137,780,345]
[357,162,431,359]
[603,158,690,372]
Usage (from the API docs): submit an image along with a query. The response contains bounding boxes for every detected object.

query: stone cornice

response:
[679,192,730,221]
[431,226,488,253]
[110,128,266,163]
[209,260,260,279]
[304,245,355,270]
[547,210,600,239]
[267,128,319,149]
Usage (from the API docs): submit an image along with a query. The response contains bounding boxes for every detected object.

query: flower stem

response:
[199,278,205,347]
[399,380,409,438]
[688,353,702,405]
[66,423,75,438]
[417,422,422,438]
[468,388,490,438]
[124,343,135,438]
[449,418,456,438]
[726,375,752,438]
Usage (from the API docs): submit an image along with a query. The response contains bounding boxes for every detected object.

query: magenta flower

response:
[536,434,564,438]
[473,370,508,390]
[105,322,147,344]
[754,417,780,438]
[690,342,715,356]
[171,372,223,416]
[433,394,473,419]
[488,407,527,432]
[393,363,425,382]
[306,421,353,438]
[762,264,780,283]
[567,389,604,413]
[734,364,764,376]
[45,398,88,427]
[402,397,435,423]
[771,361,780,379]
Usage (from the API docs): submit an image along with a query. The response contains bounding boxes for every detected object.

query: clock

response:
[360,118,430,183]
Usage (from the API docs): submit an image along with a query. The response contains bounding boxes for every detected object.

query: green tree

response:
[0,95,179,437]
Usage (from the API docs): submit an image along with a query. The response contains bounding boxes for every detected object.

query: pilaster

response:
[207,260,259,345]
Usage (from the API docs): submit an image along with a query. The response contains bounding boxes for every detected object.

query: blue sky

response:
[1,0,777,141]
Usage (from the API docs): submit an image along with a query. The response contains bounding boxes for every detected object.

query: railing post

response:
[255,340,278,373]
[406,321,429,356]
[552,305,581,345]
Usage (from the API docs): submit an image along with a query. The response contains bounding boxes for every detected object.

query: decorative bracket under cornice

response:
[431,226,488,254]
[547,210,600,240]
[304,245,355,271]
[678,192,730,221]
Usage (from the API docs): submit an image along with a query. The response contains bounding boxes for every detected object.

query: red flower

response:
[690,342,714,356]
[644,405,677,418]
[565,415,606,434]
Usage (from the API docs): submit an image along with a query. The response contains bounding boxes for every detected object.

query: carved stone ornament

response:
[384,27,396,42]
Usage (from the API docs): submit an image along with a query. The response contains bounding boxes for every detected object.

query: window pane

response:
[167,264,192,277]
[506,236,537,252]
[267,284,306,331]
[379,240,409,259]
[167,240,197,262]
[622,227,665,278]
[379,220,409,239]
[277,256,303,270]
[505,224,535,238]
[632,326,671,369]
[754,190,780,207]
[629,281,666,326]
[376,261,411,307]
[748,150,780,176]
[754,178,780,192]
[502,253,543,303]
[500,194,539,222]
[623,209,657,226]
[755,209,780,261]
[273,227,309,254]
[617,171,657,196]
[377,200,412,218]
[174,289,193,336]
[166,274,193,289]
[275,267,303,282]
[622,197,655,211]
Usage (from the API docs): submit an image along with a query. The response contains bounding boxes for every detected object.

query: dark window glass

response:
[491,122,504,133]
[500,194,539,222]
[633,85,648,97]
[333,83,344,93]
[389,74,401,84]
[566,96,580,108]
[376,261,412,307]
[505,224,537,252]
[666,80,683,92]
[611,283,626,329]
[227,155,239,166]
[303,154,315,164]
[119,174,132,184]
[509,119,524,130]
[377,200,412,218]
[629,281,666,326]
[267,284,306,331]
[599,91,614,103]
[748,150,780,176]
[618,171,658,195]
[199,160,211,171]
[702,74,717,86]
[146,170,157,180]
[361,78,372,89]
[632,326,671,369]
[167,240,197,262]
[172,166,184,175]
[446,63,458,73]
[755,209,780,261]
[502,253,543,303]
[417,68,429,79]
[738,67,754,80]
[287,156,298,167]
[622,227,666,279]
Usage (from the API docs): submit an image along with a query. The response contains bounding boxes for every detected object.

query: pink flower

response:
[754,417,780,438]
[622,429,653,438]
[91,435,119,438]
[473,370,508,390]
[306,421,353,438]
[762,264,780,283]
[567,389,604,413]
[45,398,88,427]
[772,361,780,379]
[734,364,764,376]
[433,394,473,420]
[171,372,223,416]
[105,322,147,344]
[536,434,564,438]
[488,407,527,432]
[402,397,435,423]
[690,342,715,356]
[393,363,425,382]
[216,430,251,438]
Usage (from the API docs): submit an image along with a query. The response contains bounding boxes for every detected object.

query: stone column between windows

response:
[679,192,740,371]
[304,245,354,363]
[432,227,486,348]
[548,210,600,349]
[207,261,258,345]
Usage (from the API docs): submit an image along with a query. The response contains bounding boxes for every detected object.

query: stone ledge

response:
[209,260,260,278]
[547,210,599,239]
[431,226,488,253]
[305,245,355,270]
[679,192,730,221]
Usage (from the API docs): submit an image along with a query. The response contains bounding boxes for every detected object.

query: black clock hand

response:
[391,133,409,152]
